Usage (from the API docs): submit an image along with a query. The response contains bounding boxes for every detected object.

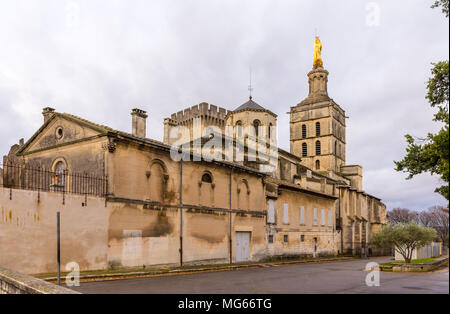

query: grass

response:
[380,257,437,267]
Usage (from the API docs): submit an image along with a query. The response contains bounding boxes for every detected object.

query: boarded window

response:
[283,203,289,224]
[300,206,305,225]
[267,199,275,223]
[328,209,333,226]
[313,208,318,225]
[321,209,325,226]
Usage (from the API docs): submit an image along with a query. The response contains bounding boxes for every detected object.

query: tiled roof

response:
[234,98,267,112]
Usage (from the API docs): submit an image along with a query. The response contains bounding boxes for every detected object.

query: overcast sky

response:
[0,0,448,210]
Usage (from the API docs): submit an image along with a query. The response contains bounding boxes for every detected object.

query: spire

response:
[248,67,253,100]
[296,37,330,106]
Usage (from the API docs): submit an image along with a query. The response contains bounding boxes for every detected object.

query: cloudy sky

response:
[0,0,448,210]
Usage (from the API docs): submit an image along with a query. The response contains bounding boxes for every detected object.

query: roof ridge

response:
[61,113,117,132]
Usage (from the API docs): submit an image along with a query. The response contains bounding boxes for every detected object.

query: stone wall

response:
[392,256,448,272]
[0,187,267,274]
[0,266,78,294]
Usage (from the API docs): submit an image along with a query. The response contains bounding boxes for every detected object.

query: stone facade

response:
[1,54,388,272]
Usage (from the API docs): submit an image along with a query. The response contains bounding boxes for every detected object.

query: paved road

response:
[72,257,449,294]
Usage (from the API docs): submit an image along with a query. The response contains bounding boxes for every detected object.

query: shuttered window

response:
[284,203,289,224]
[267,200,275,223]
[300,206,305,225]
[321,209,325,226]
[313,208,318,225]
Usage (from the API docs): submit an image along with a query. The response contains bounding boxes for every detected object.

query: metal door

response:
[235,231,251,262]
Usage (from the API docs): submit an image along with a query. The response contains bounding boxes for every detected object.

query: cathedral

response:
[1,38,387,273]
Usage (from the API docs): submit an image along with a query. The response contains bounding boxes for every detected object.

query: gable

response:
[21,115,103,154]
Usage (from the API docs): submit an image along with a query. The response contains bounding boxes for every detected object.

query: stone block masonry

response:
[0,266,79,294]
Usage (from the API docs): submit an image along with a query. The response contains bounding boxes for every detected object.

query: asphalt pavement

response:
[72,257,449,294]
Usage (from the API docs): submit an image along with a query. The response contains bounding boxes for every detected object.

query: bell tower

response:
[289,38,346,173]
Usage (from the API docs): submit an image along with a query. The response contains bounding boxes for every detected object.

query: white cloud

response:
[0,0,448,210]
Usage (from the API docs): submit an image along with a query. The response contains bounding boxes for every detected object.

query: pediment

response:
[19,115,103,154]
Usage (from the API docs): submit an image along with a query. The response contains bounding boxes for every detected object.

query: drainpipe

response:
[229,167,233,264]
[339,187,344,254]
[179,158,183,267]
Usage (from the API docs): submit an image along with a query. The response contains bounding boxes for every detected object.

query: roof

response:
[232,98,277,117]
[234,98,266,111]
[16,112,167,155]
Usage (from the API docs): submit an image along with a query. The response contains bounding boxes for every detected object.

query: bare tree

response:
[387,208,418,225]
[418,210,434,227]
[425,206,449,246]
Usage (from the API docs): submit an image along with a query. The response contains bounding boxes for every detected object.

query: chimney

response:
[42,107,55,123]
[131,108,148,138]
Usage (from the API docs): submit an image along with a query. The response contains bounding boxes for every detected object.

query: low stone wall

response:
[392,256,449,272]
[0,266,79,294]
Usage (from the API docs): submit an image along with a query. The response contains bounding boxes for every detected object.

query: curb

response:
[41,257,356,283]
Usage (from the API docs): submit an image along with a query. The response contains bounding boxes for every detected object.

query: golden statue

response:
[313,37,323,69]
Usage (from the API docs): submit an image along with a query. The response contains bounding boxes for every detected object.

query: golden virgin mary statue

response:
[313,37,323,69]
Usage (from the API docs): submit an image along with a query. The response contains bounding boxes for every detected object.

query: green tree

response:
[370,223,437,263]
[431,0,449,17]
[394,0,449,200]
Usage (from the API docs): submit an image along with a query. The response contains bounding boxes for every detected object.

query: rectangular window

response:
[268,235,274,243]
[301,235,305,242]
[321,209,325,226]
[284,234,288,243]
[267,200,275,223]
[313,208,318,225]
[328,209,333,226]
[283,203,289,224]
[300,206,305,225]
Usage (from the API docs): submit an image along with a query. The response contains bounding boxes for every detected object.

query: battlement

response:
[168,102,230,123]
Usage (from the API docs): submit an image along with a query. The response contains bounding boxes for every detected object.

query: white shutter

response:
[313,208,317,225]
[300,206,305,225]
[283,203,289,224]
[328,209,333,226]
[321,209,325,226]
[267,200,275,223]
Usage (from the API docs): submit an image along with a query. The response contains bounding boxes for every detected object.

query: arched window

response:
[54,161,67,186]
[201,172,212,183]
[237,179,250,210]
[315,141,321,155]
[149,161,167,202]
[316,122,321,136]
[236,121,243,137]
[315,160,320,170]
[253,120,260,137]
[302,143,307,157]
[302,124,307,138]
